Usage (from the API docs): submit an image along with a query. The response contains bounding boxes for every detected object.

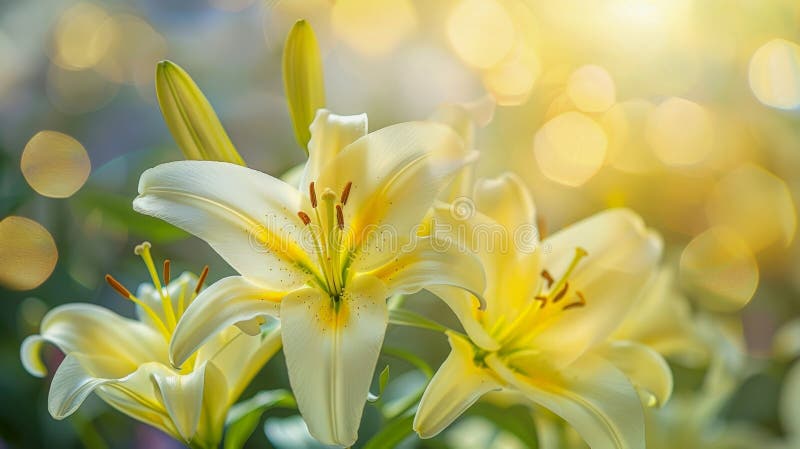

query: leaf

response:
[382,347,434,379]
[71,189,188,243]
[155,60,246,165]
[388,308,450,334]
[367,365,391,403]
[466,402,539,448]
[224,390,296,449]
[282,19,325,152]
[361,413,416,449]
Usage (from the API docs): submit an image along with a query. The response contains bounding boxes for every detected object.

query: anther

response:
[534,295,547,307]
[309,182,318,208]
[541,270,554,288]
[195,266,209,294]
[340,182,352,205]
[336,204,344,230]
[163,260,171,285]
[552,282,569,303]
[105,274,132,299]
[298,211,311,225]
[563,291,586,310]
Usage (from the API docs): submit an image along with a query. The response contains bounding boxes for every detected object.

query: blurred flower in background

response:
[1,0,799,448]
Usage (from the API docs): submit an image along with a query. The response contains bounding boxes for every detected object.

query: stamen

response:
[541,270,554,288]
[298,211,311,225]
[563,291,586,310]
[309,182,318,208]
[105,274,170,338]
[552,282,569,303]
[163,259,171,285]
[340,181,352,205]
[336,204,344,230]
[105,274,131,298]
[195,265,209,294]
[534,295,547,307]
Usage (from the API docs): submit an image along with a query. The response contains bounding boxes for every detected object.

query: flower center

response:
[491,246,590,352]
[297,181,352,299]
[105,241,208,345]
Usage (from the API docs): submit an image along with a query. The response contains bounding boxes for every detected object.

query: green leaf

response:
[467,402,539,448]
[362,413,416,449]
[224,390,296,449]
[71,190,188,243]
[155,60,246,165]
[379,365,391,395]
[382,346,434,379]
[389,308,450,334]
[282,19,325,152]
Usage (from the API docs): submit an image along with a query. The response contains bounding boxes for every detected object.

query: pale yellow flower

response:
[413,173,668,449]
[133,108,485,446]
[20,243,281,449]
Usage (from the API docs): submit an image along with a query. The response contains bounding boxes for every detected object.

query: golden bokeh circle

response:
[533,111,607,187]
[0,216,58,291]
[21,131,91,198]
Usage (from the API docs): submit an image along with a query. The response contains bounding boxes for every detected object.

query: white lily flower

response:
[413,173,667,449]
[132,110,485,446]
[20,243,281,449]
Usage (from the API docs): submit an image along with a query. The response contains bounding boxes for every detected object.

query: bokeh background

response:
[1,0,799,448]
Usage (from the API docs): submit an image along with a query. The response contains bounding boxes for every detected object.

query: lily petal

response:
[473,172,536,233]
[134,160,315,289]
[281,275,388,446]
[598,341,673,408]
[414,332,503,439]
[135,272,197,330]
[302,109,368,187]
[530,209,662,367]
[487,353,646,449]
[426,286,499,351]
[150,362,208,441]
[317,121,475,271]
[170,276,283,367]
[20,303,165,378]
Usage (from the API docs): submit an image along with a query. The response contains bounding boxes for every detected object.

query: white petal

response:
[427,286,499,351]
[531,209,663,367]
[170,276,283,367]
[281,275,388,446]
[21,303,165,378]
[301,109,368,187]
[316,121,476,271]
[196,325,283,402]
[487,353,646,449]
[135,272,198,330]
[134,160,315,289]
[473,172,537,233]
[414,332,502,438]
[598,341,673,407]
[48,354,118,419]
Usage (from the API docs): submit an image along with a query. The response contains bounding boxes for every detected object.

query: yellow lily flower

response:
[132,109,485,446]
[20,243,281,449]
[413,173,667,449]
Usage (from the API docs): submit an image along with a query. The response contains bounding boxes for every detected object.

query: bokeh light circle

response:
[534,111,607,187]
[332,0,417,56]
[679,226,759,312]
[646,97,713,167]
[749,38,800,110]
[0,216,58,291]
[566,65,616,113]
[447,0,515,69]
[21,131,91,198]
[706,164,796,252]
[50,2,112,70]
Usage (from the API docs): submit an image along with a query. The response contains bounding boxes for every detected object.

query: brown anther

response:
[195,266,209,294]
[563,291,586,310]
[309,182,317,208]
[340,182,352,205]
[297,211,311,225]
[105,274,131,299]
[534,295,547,307]
[540,269,554,288]
[552,282,569,303]
[336,204,344,230]
[163,259,171,285]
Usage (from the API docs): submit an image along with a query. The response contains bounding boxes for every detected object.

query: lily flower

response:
[413,173,667,449]
[20,243,282,449]
[133,110,485,446]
